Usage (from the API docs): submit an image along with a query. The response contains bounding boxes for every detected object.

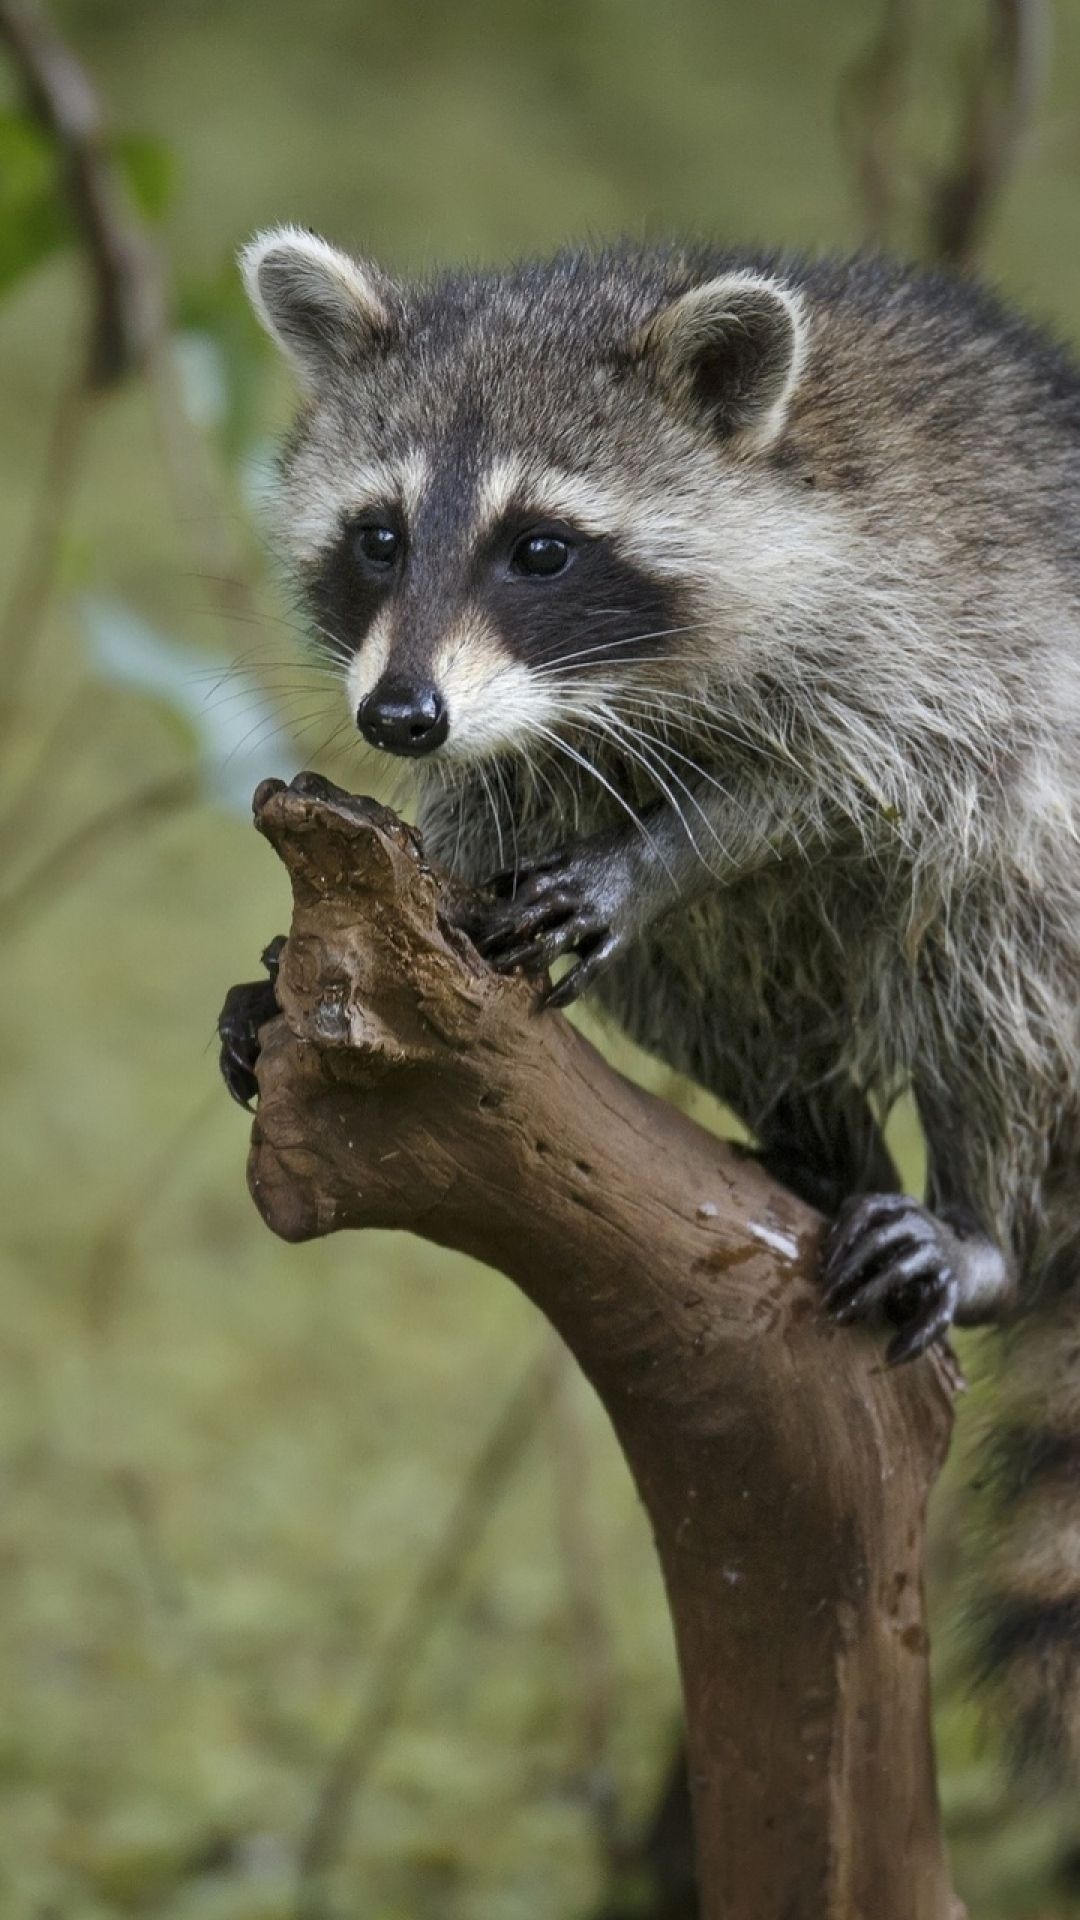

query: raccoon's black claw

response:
[474,884,583,966]
[543,932,622,1008]
[473,862,616,980]
[217,936,285,1110]
[475,833,641,997]
[821,1192,959,1365]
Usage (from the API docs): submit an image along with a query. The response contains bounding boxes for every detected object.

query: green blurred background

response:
[2,2,1080,1915]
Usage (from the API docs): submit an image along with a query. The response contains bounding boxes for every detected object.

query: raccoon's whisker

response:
[194,653,280,702]
[592,719,704,861]
[537,654,689,682]
[603,706,761,821]
[594,706,758,854]
[295,713,357,771]
[174,579,313,632]
[196,659,342,684]
[217,702,331,762]
[476,762,506,870]
[489,745,559,858]
[615,688,797,773]
[536,622,713,673]
[193,654,342,706]
[262,703,351,751]
[519,734,581,833]
[531,723,674,881]
[583,707,722,868]
[217,703,327,768]
[536,673,792,783]
[374,756,414,815]
[196,642,327,668]
[491,755,520,872]
[433,762,474,874]
[522,751,567,831]
[607,694,756,768]
[307,620,353,663]
[541,620,713,665]
[452,783,467,872]
[199,684,342,720]
[535,749,573,826]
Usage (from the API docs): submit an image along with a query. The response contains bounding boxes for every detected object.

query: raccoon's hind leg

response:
[821,1084,1015,1365]
[746,1078,900,1215]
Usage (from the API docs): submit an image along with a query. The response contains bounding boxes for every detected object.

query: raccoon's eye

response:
[511,532,572,579]
[351,523,401,572]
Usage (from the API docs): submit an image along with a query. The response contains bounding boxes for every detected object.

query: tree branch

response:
[0,0,163,387]
[926,0,1050,269]
[238,772,960,1919]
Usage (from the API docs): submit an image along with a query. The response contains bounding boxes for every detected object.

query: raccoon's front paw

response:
[217,936,285,1109]
[821,1193,959,1366]
[472,838,636,1008]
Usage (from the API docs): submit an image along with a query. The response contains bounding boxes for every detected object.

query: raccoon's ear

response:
[638,271,807,450]
[239,226,397,387]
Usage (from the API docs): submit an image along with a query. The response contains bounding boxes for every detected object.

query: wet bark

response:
[237,771,960,1920]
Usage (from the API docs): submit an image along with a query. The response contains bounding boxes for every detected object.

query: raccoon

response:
[239,225,1080,1782]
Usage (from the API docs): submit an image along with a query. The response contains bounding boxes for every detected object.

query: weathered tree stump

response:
[238,771,959,1920]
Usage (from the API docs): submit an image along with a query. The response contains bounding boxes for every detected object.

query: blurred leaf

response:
[0,188,71,298]
[0,115,172,305]
[0,106,54,197]
[114,132,176,222]
[79,595,302,813]
[0,107,71,299]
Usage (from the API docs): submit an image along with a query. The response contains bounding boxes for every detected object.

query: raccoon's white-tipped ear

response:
[638,272,808,450]
[239,226,396,387]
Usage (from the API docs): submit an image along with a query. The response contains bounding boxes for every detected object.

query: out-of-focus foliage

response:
[0,106,70,295]
[0,104,171,298]
[2,2,1080,1915]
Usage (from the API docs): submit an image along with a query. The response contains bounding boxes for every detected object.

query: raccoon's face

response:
[241,229,812,766]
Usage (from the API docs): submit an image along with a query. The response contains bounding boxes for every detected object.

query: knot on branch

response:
[253,772,501,1054]
[246,773,536,1244]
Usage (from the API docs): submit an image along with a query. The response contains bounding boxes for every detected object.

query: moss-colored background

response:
[2,2,1079,1914]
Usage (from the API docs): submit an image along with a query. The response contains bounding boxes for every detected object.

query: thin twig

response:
[295,1345,562,1920]
[0,0,152,749]
[0,2,279,902]
[0,0,163,385]
[838,0,922,249]
[838,0,1050,267]
[926,0,1051,268]
[0,1,265,706]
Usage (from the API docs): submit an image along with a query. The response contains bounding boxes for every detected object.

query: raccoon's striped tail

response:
[976,1270,1080,1787]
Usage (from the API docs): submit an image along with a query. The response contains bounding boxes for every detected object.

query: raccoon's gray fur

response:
[242,225,1080,1783]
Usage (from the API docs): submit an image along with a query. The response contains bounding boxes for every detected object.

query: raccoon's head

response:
[241,228,815,768]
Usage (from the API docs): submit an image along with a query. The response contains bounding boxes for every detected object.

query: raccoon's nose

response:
[356,677,449,757]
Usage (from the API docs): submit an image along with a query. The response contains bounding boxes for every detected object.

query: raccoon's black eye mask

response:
[341,513,580,590]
